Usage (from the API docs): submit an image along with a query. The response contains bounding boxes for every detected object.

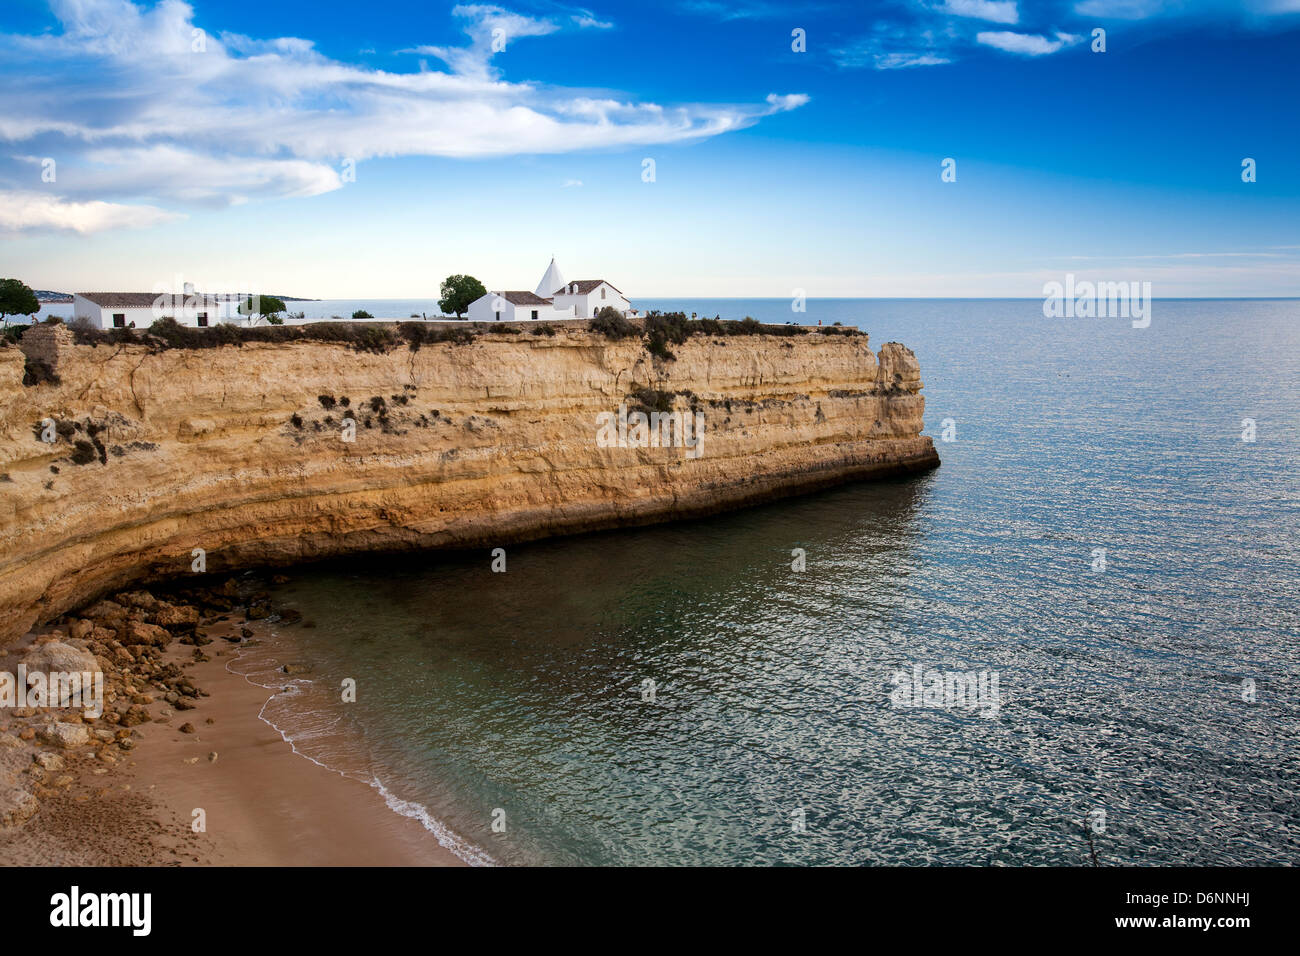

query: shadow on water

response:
[252,474,940,866]
[281,472,936,652]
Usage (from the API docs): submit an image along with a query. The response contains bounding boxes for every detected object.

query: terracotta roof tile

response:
[553,279,623,296]
[497,291,553,306]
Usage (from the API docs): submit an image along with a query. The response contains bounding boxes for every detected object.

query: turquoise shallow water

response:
[231,299,1298,866]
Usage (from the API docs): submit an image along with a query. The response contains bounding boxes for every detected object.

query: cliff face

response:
[0,324,938,643]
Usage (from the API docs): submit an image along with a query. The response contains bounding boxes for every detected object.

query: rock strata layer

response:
[0,324,938,642]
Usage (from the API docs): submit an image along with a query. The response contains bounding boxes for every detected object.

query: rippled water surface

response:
[240,299,1300,865]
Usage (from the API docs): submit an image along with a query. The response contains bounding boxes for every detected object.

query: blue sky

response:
[1,0,1298,297]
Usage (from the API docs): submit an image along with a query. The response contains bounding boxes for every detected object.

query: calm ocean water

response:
[220,298,1299,866]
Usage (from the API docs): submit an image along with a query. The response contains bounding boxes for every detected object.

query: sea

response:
[41,297,1300,865]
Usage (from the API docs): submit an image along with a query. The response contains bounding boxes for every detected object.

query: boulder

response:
[83,600,128,624]
[153,603,200,629]
[119,622,172,648]
[0,786,37,829]
[22,640,99,677]
[116,590,160,611]
[119,705,151,728]
[34,752,64,772]
[38,722,91,749]
[21,642,101,707]
[0,749,30,787]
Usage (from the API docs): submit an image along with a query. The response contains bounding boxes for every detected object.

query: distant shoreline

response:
[32,293,319,304]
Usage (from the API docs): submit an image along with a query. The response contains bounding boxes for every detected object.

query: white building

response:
[550,280,630,318]
[73,290,245,329]
[465,260,634,322]
[465,290,575,323]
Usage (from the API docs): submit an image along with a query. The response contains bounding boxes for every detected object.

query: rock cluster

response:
[0,576,291,831]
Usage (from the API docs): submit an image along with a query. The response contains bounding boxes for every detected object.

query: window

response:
[197,312,209,327]
[112,313,126,328]
[531,310,539,320]
[601,287,606,299]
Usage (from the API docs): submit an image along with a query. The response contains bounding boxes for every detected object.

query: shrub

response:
[352,310,373,319]
[70,439,97,465]
[644,312,689,361]
[590,307,637,340]
[22,358,59,386]
[629,387,676,414]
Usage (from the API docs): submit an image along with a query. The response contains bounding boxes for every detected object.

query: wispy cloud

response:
[679,0,798,20]
[835,3,1039,70]
[939,0,1020,24]
[833,22,958,70]
[1073,0,1300,19]
[0,190,183,234]
[404,3,564,78]
[977,30,1081,55]
[839,0,1297,71]
[0,0,807,233]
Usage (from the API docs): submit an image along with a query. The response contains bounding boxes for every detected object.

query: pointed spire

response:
[535,257,565,298]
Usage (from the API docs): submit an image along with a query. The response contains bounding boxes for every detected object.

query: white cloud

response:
[679,1,793,20]
[561,179,583,187]
[76,146,344,204]
[0,190,183,234]
[571,12,614,29]
[976,30,1081,54]
[1073,0,1300,18]
[875,52,954,68]
[765,92,811,111]
[941,0,1020,24]
[1072,0,1172,16]
[833,22,959,70]
[0,0,806,218]
[413,4,561,78]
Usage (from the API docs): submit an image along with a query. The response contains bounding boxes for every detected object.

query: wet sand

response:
[1,624,465,867]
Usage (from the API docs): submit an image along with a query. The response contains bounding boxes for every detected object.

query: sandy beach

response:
[0,607,465,867]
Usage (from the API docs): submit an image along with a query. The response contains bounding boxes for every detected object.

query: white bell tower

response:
[534,257,565,298]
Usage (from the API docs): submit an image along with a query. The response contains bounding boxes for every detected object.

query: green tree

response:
[0,279,40,327]
[438,275,487,318]
[239,295,287,324]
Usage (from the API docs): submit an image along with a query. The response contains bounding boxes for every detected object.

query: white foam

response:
[224,639,496,867]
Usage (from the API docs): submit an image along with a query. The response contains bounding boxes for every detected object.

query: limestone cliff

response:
[0,323,938,643]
